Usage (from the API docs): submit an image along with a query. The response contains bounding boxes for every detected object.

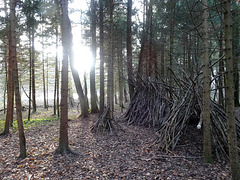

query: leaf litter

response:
[0,113,231,179]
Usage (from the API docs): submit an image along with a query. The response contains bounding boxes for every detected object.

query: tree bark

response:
[218,29,224,107]
[3,0,8,115]
[90,0,98,113]
[127,0,134,100]
[54,0,60,117]
[10,0,27,158]
[169,0,175,85]
[31,29,36,112]
[54,26,59,116]
[224,1,240,179]
[233,18,240,107]
[42,28,47,109]
[160,37,165,79]
[202,0,212,163]
[118,34,124,112]
[28,35,32,121]
[2,28,14,135]
[55,0,71,155]
[99,0,105,114]
[3,45,7,115]
[107,0,114,119]
[2,0,15,135]
[66,18,89,118]
[84,72,90,110]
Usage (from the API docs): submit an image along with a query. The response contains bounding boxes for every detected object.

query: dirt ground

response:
[0,111,232,180]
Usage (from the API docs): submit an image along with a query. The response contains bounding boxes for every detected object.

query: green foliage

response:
[0,119,5,132]
[21,0,42,31]
[0,116,59,132]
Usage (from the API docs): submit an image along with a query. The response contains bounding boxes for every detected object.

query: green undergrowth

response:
[20,116,59,130]
[0,107,80,133]
[0,116,59,133]
[0,119,5,132]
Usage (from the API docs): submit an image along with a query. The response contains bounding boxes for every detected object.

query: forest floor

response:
[0,107,232,180]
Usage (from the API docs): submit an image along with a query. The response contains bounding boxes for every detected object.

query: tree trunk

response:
[31,29,36,112]
[84,72,90,110]
[99,0,105,114]
[54,26,59,115]
[169,0,175,85]
[28,35,32,121]
[218,30,224,107]
[3,45,7,115]
[55,0,71,155]
[1,0,15,136]
[90,0,98,113]
[46,55,49,108]
[160,37,165,79]
[3,0,8,116]
[107,0,114,119]
[10,0,27,158]
[202,0,212,163]
[233,22,240,107]
[124,87,128,103]
[224,1,240,179]
[187,34,192,77]
[42,32,47,109]
[118,35,124,112]
[54,0,60,117]
[127,0,134,100]
[147,0,153,78]
[67,21,89,118]
[218,31,225,107]
[70,64,89,117]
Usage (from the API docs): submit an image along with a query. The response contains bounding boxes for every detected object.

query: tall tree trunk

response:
[219,30,224,106]
[91,0,115,133]
[3,0,8,115]
[31,29,36,112]
[146,0,153,78]
[187,34,192,77]
[70,63,89,117]
[169,0,175,85]
[67,22,89,118]
[107,0,114,119]
[46,56,49,108]
[233,20,240,107]
[42,34,47,109]
[3,45,7,115]
[1,0,14,136]
[202,0,212,163]
[90,0,98,113]
[10,0,27,158]
[84,72,90,110]
[160,37,165,78]
[54,0,60,117]
[28,36,32,121]
[224,1,240,179]
[182,33,186,72]
[127,0,134,100]
[99,0,105,114]
[138,0,152,80]
[118,35,124,112]
[124,87,128,103]
[54,27,58,115]
[55,0,72,155]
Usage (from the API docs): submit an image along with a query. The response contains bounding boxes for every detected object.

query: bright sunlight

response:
[73,45,93,73]
[70,0,93,74]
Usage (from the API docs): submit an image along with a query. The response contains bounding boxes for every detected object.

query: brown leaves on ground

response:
[0,114,230,179]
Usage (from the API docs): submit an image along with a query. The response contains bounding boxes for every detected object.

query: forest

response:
[0,0,240,179]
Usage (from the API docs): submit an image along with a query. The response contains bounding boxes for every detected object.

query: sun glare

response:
[73,46,93,74]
